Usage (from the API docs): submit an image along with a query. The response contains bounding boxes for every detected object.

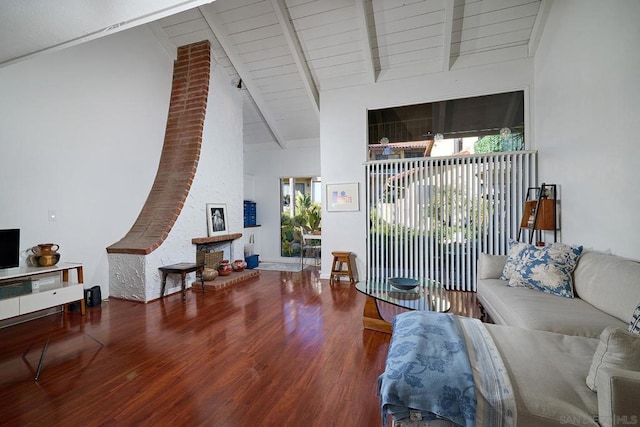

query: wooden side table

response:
[159,263,204,302]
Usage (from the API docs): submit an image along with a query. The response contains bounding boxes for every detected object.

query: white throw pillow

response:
[586,326,640,392]
[478,253,507,279]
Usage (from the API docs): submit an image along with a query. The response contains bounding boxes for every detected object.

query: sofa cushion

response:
[586,327,640,392]
[573,251,640,323]
[595,366,640,427]
[486,324,599,426]
[477,253,507,279]
[477,279,627,338]
[500,239,529,281]
[508,243,583,298]
[628,302,640,334]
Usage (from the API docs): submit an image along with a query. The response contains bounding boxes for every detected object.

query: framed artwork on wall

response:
[206,203,228,236]
[326,183,359,212]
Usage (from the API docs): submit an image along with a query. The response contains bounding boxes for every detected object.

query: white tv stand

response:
[0,262,85,321]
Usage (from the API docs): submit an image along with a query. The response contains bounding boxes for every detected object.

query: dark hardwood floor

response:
[0,269,479,426]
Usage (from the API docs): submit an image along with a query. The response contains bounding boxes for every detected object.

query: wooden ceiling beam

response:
[199,5,287,149]
[146,21,177,61]
[354,0,377,84]
[529,0,553,57]
[270,0,319,117]
[442,0,455,71]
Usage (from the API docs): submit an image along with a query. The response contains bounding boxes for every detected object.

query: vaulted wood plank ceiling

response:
[0,0,551,151]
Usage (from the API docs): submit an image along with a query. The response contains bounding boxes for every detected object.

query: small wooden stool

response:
[159,262,204,302]
[330,251,355,284]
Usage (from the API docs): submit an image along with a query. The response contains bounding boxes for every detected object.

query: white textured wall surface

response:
[534,1,640,259]
[0,26,172,298]
[109,254,146,301]
[109,55,243,302]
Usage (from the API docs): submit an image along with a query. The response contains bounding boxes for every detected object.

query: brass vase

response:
[30,243,61,267]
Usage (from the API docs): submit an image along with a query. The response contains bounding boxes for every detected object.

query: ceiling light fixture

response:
[231,78,243,89]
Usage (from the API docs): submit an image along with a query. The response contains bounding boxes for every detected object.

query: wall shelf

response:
[517,183,557,244]
[192,233,243,261]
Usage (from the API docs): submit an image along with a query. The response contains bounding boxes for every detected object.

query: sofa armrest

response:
[596,366,640,427]
[477,253,507,280]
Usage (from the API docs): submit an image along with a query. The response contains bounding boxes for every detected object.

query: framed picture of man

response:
[206,203,227,237]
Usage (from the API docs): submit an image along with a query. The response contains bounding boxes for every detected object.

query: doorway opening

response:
[280,177,322,259]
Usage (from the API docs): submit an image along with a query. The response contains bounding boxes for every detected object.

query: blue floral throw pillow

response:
[501,239,529,282]
[629,303,640,335]
[508,243,583,298]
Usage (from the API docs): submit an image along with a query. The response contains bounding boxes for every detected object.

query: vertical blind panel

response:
[366,152,537,291]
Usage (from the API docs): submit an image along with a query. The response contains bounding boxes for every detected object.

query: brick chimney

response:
[107,40,210,255]
[107,40,243,302]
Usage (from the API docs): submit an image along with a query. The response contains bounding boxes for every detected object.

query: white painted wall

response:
[244,174,256,201]
[244,144,320,263]
[0,26,173,298]
[534,0,640,259]
[319,60,534,279]
[109,57,243,301]
[2,1,636,300]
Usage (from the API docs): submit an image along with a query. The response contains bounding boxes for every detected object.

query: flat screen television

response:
[0,229,20,269]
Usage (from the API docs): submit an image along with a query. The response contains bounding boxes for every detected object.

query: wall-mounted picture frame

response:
[206,203,228,236]
[326,183,359,212]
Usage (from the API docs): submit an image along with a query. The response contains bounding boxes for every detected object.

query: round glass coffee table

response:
[355,278,450,333]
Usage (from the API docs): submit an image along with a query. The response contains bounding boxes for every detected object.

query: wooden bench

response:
[159,263,204,302]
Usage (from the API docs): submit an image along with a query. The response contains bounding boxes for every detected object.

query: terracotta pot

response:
[218,260,233,276]
[232,259,247,272]
[202,268,218,281]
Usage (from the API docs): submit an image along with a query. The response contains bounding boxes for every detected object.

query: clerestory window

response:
[368,90,525,161]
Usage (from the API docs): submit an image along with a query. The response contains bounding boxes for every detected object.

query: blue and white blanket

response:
[377,311,516,427]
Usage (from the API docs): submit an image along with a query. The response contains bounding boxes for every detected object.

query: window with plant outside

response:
[280,177,322,258]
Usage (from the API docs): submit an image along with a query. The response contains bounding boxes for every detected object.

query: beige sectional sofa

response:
[476,249,640,427]
[477,251,637,338]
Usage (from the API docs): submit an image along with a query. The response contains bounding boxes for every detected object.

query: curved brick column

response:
[107,41,210,255]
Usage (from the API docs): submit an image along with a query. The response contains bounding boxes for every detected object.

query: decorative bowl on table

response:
[388,277,419,291]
